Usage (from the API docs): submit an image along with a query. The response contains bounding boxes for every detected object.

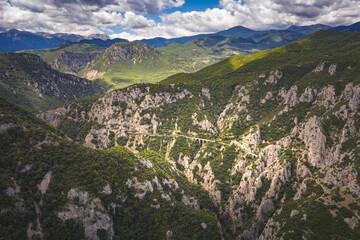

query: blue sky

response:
[167,0,220,12]
[1,0,360,40]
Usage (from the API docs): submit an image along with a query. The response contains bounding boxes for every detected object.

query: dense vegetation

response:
[0,97,222,239]
[0,53,105,113]
[158,30,304,70]
[41,30,360,239]
[19,25,335,91]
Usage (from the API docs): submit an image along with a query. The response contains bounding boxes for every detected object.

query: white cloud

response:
[1,0,360,40]
[110,32,143,41]
[0,0,184,35]
[124,12,156,29]
[128,0,360,39]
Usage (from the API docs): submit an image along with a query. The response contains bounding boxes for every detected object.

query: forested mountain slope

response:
[0,97,222,239]
[0,53,105,113]
[40,30,360,239]
[20,25,329,90]
[81,41,193,90]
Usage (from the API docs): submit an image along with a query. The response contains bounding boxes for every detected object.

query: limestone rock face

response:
[201,222,207,229]
[181,195,200,210]
[299,116,328,168]
[201,88,211,99]
[314,61,326,72]
[263,70,282,85]
[328,64,337,75]
[278,85,298,107]
[40,85,194,149]
[101,183,112,195]
[38,55,360,240]
[39,106,70,127]
[37,171,51,195]
[192,113,217,134]
[58,188,114,240]
[290,209,299,217]
[200,162,222,206]
[240,126,261,154]
[315,85,337,108]
[126,177,154,199]
[51,51,101,75]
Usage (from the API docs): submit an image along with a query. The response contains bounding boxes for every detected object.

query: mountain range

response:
[0,30,115,53]
[3,21,360,54]
[45,30,360,239]
[17,23,342,90]
[1,20,360,240]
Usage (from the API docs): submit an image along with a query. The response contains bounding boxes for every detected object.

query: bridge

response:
[126,132,215,144]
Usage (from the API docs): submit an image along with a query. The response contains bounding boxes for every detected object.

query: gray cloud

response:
[49,0,185,14]
[0,0,179,35]
[271,0,336,18]
[1,0,360,40]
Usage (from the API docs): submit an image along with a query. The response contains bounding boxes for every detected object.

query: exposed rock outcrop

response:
[38,171,51,195]
[58,188,114,240]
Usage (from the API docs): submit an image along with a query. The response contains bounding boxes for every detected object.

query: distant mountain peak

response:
[287,24,330,30]
[216,25,256,37]
[330,21,360,32]
[286,24,331,35]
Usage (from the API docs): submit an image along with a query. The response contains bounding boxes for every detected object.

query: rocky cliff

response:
[82,41,161,80]
[40,31,360,239]
[0,97,222,239]
[51,50,101,75]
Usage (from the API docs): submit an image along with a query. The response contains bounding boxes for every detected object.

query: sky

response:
[1,0,360,40]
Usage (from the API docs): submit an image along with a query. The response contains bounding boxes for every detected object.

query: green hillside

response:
[41,30,360,239]
[22,41,195,91]
[20,30,306,92]
[22,42,107,75]
[158,30,303,72]
[0,96,222,239]
[82,41,194,90]
[0,53,105,113]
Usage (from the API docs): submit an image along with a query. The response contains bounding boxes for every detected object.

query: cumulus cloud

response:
[1,0,360,40]
[114,0,185,14]
[124,12,156,29]
[110,31,143,41]
[13,0,185,14]
[0,0,183,35]
[218,0,360,28]
[130,0,360,39]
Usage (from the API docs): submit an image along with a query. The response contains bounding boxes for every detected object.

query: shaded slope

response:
[20,39,131,76]
[286,24,331,35]
[0,96,222,239]
[0,29,64,53]
[0,53,105,113]
[331,21,360,32]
